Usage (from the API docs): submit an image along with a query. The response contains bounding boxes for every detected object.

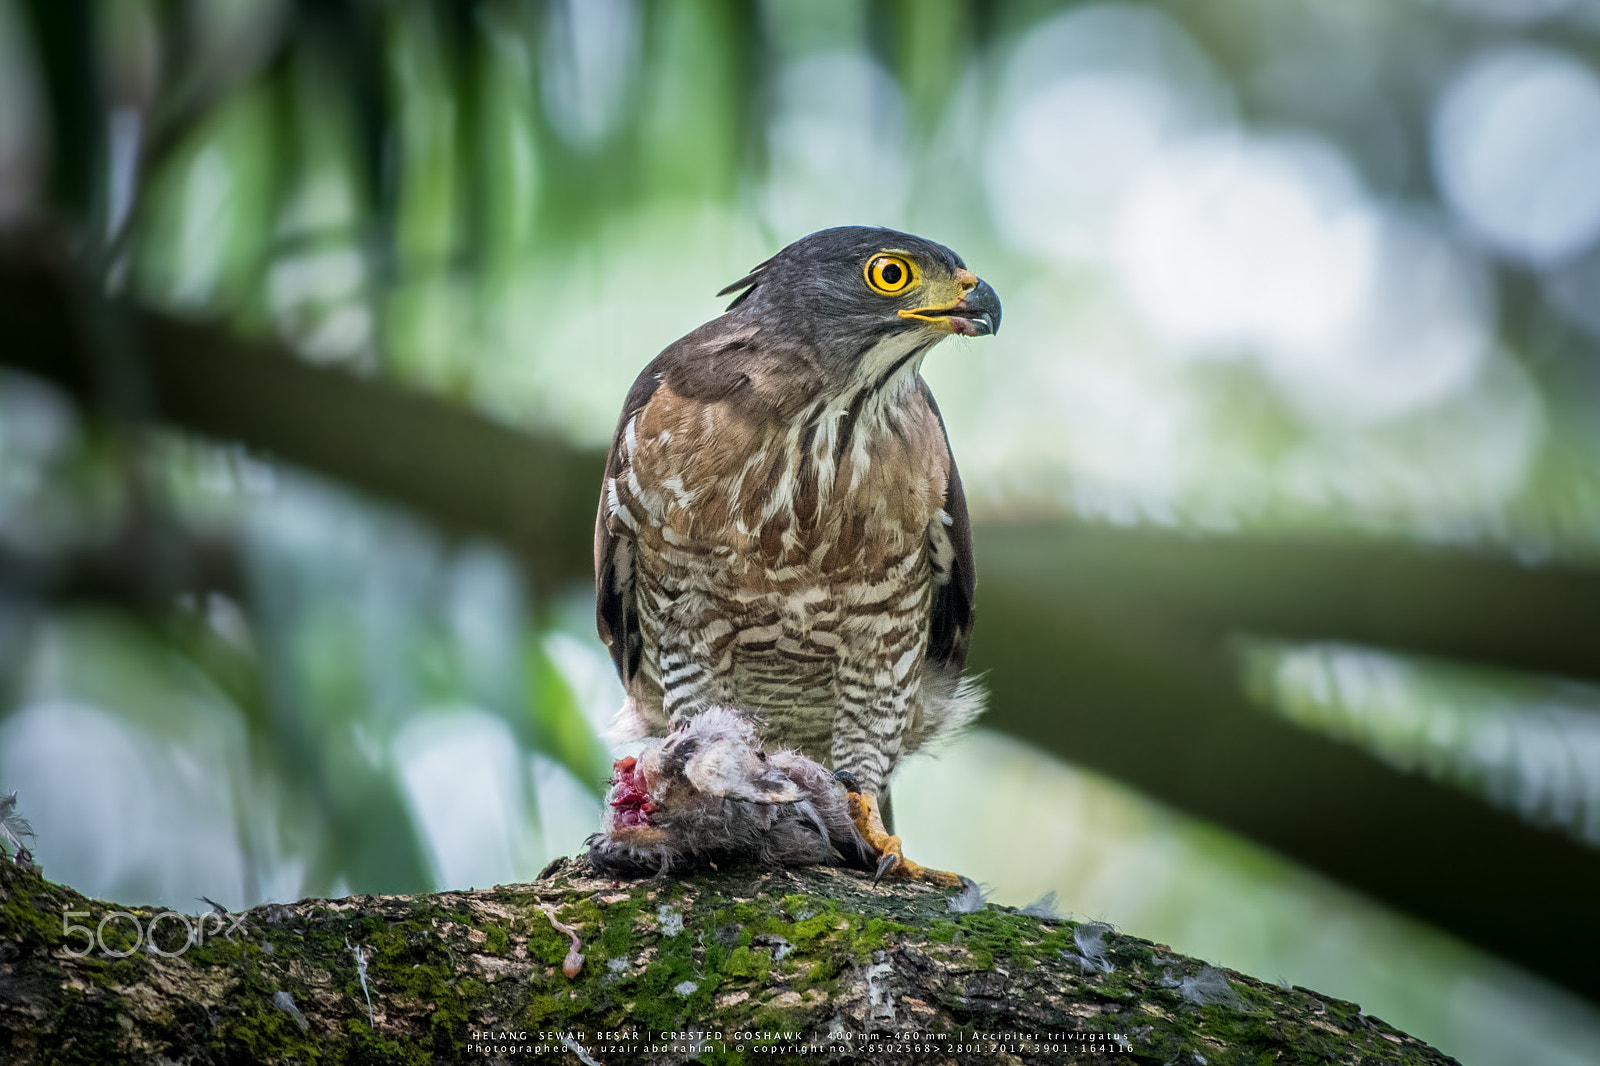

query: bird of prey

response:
[594,226,1000,883]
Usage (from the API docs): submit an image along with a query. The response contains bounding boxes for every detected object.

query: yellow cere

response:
[894,263,977,329]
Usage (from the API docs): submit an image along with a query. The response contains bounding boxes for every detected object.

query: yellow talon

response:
[846,790,964,888]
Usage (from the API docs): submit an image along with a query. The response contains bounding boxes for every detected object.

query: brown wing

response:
[595,317,783,685]
[920,380,976,672]
[594,366,660,684]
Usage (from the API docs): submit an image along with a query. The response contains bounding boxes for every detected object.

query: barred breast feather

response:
[595,318,981,792]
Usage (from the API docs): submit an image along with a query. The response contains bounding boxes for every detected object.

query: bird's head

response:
[717,226,1001,383]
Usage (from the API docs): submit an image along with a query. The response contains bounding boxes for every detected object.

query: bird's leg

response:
[831,657,963,888]
[834,771,962,888]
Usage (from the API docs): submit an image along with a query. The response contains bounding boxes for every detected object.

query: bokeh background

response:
[2,0,1600,1062]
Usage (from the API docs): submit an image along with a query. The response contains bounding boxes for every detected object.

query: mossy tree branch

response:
[1,858,1457,1065]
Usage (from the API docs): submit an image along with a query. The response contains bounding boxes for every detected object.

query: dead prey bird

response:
[585,706,960,884]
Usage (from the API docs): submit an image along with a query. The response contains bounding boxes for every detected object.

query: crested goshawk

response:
[594,226,1000,882]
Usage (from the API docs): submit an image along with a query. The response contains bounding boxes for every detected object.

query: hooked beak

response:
[899,276,1002,338]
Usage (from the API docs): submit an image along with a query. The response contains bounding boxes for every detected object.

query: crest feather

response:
[715,257,773,310]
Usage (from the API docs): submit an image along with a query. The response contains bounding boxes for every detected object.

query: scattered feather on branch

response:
[346,939,375,1029]
[0,791,36,863]
[1161,964,1245,1009]
[947,879,990,914]
[1020,890,1061,919]
[1061,921,1115,974]
[562,1032,602,1066]
[272,990,309,1032]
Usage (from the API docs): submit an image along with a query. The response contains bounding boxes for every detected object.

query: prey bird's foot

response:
[845,789,964,888]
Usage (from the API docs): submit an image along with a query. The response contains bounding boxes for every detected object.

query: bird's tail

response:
[903,666,987,755]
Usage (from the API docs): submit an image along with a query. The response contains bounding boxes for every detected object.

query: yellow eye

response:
[864,253,917,295]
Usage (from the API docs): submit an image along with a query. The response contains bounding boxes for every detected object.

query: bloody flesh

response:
[608,755,655,827]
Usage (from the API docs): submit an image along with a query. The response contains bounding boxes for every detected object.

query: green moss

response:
[561,897,605,928]
[1,862,1455,1065]
[3,871,79,946]
[597,897,641,958]
[631,906,707,1031]
[719,945,771,981]
[796,956,842,991]
[184,933,249,968]
[850,916,909,960]
[750,1005,810,1037]
[778,895,838,944]
[526,991,568,1023]
[341,1014,436,1065]
[942,907,1057,965]
[204,993,329,1063]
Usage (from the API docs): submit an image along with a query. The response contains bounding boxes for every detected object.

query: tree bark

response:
[0,856,1458,1065]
